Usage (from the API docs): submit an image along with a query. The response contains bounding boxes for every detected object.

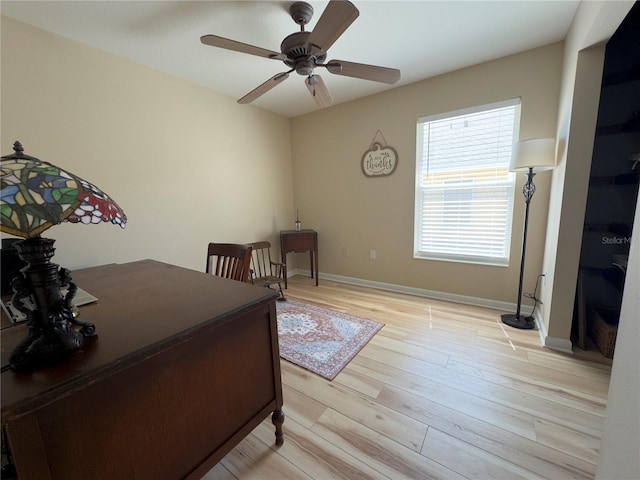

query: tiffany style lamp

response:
[1,141,127,371]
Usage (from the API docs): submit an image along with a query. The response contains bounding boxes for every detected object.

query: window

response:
[414,99,520,265]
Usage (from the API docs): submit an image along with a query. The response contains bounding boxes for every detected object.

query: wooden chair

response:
[247,241,286,301]
[205,243,252,283]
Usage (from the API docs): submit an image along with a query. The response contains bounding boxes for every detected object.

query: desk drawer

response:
[285,235,315,252]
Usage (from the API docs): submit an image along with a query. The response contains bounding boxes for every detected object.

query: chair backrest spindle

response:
[206,243,252,282]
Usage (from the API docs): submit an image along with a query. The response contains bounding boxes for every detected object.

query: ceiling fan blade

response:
[305,75,334,108]
[201,34,285,60]
[238,72,290,104]
[326,60,401,84]
[305,0,359,55]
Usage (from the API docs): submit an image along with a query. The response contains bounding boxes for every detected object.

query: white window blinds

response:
[414,99,520,265]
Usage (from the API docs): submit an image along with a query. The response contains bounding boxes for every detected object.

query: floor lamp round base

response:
[501,313,536,330]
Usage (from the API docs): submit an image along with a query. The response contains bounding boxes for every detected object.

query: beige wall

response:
[1,3,631,323]
[1,16,293,272]
[290,43,563,306]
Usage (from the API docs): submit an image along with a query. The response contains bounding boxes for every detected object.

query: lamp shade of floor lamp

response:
[502,138,556,329]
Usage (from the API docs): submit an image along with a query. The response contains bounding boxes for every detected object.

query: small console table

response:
[280,229,318,288]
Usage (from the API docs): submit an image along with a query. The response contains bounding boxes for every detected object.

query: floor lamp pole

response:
[502,167,537,329]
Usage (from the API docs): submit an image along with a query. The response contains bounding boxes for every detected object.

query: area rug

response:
[276,299,384,380]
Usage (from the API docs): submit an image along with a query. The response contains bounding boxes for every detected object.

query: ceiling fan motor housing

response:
[289,2,314,26]
[281,32,326,76]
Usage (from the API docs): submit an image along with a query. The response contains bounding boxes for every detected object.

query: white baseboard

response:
[544,335,574,354]
[289,270,583,351]
[533,308,574,354]
[533,308,547,347]
[297,270,576,352]
[291,268,534,316]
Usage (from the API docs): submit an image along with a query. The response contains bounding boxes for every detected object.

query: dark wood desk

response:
[1,260,283,480]
[280,229,318,288]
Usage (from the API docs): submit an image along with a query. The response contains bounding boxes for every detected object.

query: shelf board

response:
[589,171,640,186]
[584,223,632,236]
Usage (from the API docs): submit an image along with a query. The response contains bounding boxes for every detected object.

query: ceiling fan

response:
[200,0,401,108]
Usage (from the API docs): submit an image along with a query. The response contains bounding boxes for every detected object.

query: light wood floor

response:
[204,276,612,480]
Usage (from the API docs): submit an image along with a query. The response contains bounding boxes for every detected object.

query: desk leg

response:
[281,246,288,289]
[314,251,318,286]
[272,408,285,446]
[309,251,314,279]
[282,255,289,290]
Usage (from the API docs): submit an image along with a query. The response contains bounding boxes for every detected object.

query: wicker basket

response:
[587,306,618,358]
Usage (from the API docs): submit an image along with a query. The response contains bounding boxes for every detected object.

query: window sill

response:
[413,253,509,268]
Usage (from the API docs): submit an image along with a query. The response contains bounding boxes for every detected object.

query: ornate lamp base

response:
[8,236,96,371]
[501,313,536,330]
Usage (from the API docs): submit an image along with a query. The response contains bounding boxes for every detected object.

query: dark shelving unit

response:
[574,3,640,358]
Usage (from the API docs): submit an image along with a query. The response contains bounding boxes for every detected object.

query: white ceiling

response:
[1,1,580,118]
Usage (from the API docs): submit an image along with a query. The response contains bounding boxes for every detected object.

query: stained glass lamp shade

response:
[1,142,126,238]
[0,141,127,371]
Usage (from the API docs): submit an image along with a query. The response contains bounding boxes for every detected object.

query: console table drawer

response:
[280,230,318,288]
[285,235,315,252]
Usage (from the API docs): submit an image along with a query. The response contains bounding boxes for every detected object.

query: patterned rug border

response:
[276,299,384,380]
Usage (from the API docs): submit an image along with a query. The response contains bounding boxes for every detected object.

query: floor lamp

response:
[502,138,556,329]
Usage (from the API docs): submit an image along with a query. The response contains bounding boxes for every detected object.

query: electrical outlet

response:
[370,249,376,260]
[342,248,348,257]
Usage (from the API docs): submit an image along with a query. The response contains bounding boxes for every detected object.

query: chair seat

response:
[252,275,282,288]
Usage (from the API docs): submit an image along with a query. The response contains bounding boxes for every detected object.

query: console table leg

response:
[272,408,285,446]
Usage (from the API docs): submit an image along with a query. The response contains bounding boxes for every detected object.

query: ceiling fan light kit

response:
[200,0,400,108]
